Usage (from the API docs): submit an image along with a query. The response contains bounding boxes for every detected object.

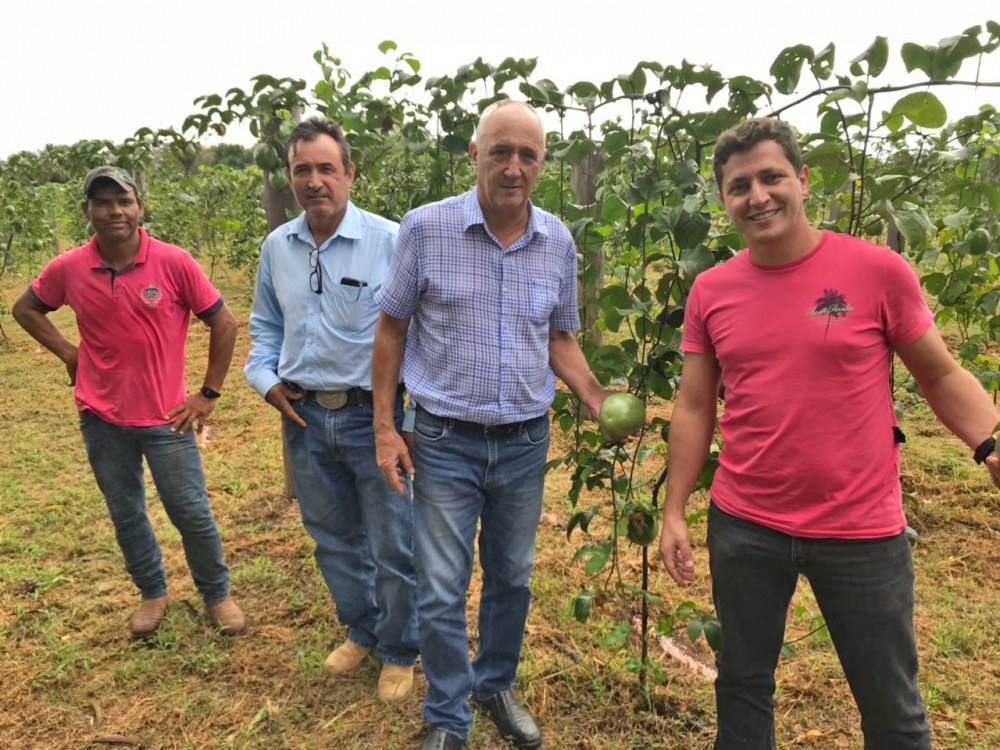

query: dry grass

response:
[2,267,1000,749]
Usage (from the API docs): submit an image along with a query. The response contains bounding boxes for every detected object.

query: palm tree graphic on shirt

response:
[811,288,852,338]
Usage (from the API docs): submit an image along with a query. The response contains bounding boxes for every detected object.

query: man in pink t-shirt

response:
[658,119,1000,749]
[13,166,247,639]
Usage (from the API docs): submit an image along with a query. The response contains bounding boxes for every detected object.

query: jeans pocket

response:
[522,416,550,446]
[413,412,449,442]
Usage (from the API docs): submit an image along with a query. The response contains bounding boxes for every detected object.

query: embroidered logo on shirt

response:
[808,288,853,338]
[141,285,161,306]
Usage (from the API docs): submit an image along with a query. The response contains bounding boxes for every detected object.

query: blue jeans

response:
[78,410,229,605]
[707,502,930,750]
[411,408,550,738]
[282,395,418,666]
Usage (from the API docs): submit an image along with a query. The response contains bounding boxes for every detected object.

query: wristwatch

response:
[200,386,222,400]
[973,435,996,464]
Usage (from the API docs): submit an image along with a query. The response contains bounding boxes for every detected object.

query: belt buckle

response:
[315,391,348,409]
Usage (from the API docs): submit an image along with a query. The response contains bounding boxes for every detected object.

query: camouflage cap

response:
[83,166,140,199]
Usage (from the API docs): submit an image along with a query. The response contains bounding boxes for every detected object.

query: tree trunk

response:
[570,151,605,348]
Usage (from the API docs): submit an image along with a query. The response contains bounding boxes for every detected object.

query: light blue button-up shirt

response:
[375,190,580,426]
[245,203,399,398]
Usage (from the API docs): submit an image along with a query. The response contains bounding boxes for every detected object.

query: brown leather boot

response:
[377,664,415,701]
[325,640,370,674]
[129,596,169,639]
[206,598,248,636]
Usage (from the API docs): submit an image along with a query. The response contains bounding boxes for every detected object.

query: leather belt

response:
[297,383,404,410]
[424,410,547,437]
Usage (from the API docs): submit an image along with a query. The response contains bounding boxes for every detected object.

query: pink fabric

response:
[31,228,221,426]
[682,231,933,538]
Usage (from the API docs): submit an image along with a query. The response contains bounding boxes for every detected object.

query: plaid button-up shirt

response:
[376,190,580,425]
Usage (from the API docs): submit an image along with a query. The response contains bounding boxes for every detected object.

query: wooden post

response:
[570,151,605,348]
[887,215,905,254]
[259,107,302,499]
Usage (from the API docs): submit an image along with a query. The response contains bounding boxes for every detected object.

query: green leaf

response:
[849,36,889,77]
[769,44,813,95]
[986,21,1000,53]
[441,133,469,155]
[889,206,936,253]
[979,290,1000,316]
[603,128,630,158]
[572,540,613,576]
[702,618,723,652]
[959,341,980,362]
[566,508,599,540]
[900,43,932,76]
[669,159,706,194]
[677,244,715,279]
[811,43,836,80]
[601,621,630,648]
[889,91,947,128]
[921,272,947,295]
[942,208,971,229]
[378,39,398,54]
[673,211,712,250]
[686,619,704,644]
[600,194,628,224]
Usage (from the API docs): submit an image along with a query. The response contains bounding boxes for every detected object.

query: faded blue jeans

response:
[411,408,550,739]
[79,410,230,605]
[282,395,419,666]
[707,501,930,750]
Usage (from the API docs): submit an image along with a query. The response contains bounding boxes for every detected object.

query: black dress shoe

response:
[473,689,542,749]
[419,727,465,750]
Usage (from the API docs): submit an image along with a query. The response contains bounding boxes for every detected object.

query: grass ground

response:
[2,267,999,750]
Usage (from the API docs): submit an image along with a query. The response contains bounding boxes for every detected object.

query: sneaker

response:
[207,598,248,636]
[130,596,169,639]
[325,640,371,674]
[377,664,415,701]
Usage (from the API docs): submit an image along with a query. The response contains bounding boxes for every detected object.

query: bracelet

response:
[973,435,996,464]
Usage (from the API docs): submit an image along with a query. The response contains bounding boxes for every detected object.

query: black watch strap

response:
[973,435,996,464]
[201,386,221,400]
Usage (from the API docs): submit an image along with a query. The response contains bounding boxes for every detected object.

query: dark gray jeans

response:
[707,502,931,750]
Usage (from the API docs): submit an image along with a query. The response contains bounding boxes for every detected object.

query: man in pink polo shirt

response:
[658,119,1000,749]
[13,166,247,638]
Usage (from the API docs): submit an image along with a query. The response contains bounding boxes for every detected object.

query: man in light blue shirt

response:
[245,117,418,701]
[372,101,609,750]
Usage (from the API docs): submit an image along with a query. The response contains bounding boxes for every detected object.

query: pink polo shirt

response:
[30,228,223,426]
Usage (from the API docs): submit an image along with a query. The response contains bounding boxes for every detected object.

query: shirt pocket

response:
[527,277,560,324]
[329,282,380,332]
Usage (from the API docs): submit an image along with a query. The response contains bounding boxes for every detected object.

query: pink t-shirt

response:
[682,231,933,538]
[31,228,222,427]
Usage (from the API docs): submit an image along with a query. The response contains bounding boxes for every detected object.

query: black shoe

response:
[419,728,465,750]
[473,689,542,749]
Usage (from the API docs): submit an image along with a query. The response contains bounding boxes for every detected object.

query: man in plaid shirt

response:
[373,100,608,750]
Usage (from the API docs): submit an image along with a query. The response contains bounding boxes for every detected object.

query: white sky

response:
[2,0,998,158]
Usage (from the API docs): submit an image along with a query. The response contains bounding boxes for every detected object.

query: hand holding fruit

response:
[598,392,646,441]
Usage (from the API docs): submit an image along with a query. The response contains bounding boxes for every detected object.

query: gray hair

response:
[475,100,544,140]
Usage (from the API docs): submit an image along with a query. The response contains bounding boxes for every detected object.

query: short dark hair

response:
[285,117,352,171]
[713,118,804,188]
